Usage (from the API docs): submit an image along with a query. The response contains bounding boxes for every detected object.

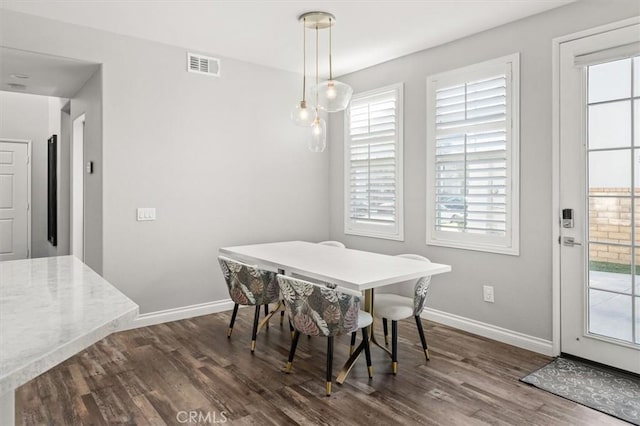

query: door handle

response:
[562,236,582,247]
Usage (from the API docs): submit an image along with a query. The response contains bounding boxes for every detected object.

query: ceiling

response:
[0,47,100,98]
[0,0,574,76]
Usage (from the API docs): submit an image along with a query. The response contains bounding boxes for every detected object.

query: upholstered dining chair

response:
[278,274,373,396]
[318,240,346,248]
[313,241,344,290]
[278,241,347,329]
[373,254,433,374]
[218,256,280,352]
[285,240,348,341]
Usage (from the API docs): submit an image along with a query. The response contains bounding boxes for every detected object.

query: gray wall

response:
[58,102,71,257]
[0,10,330,314]
[0,91,70,258]
[70,68,103,274]
[328,0,640,340]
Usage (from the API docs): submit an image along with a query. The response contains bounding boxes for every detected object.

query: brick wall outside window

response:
[589,188,640,266]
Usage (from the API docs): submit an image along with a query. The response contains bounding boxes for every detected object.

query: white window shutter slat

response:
[345,83,404,240]
[432,72,510,238]
[427,53,520,255]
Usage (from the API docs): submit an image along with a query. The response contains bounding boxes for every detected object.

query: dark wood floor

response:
[16,308,625,425]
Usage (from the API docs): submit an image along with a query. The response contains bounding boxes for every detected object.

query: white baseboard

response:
[120,299,235,331]
[120,300,553,356]
[422,307,553,356]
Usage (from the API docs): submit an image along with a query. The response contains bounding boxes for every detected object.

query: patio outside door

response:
[559,22,640,373]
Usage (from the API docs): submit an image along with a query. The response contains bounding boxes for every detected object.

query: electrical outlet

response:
[483,285,495,303]
[137,208,156,221]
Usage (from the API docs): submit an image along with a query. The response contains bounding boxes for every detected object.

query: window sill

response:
[426,237,519,256]
[345,228,405,242]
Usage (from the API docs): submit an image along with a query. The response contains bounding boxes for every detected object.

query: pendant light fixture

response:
[306,13,353,113]
[292,11,352,152]
[309,23,327,152]
[290,17,313,126]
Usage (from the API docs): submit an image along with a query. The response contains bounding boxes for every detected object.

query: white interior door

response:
[559,23,640,373]
[0,140,30,261]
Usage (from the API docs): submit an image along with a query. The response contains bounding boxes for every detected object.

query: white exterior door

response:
[559,23,640,373]
[0,140,30,261]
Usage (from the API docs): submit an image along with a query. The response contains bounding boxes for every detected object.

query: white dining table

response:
[219,240,451,383]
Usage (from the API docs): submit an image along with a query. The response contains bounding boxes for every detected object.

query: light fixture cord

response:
[329,18,333,81]
[302,18,306,103]
[315,24,319,117]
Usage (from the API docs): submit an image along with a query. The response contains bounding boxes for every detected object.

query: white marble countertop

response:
[0,256,138,396]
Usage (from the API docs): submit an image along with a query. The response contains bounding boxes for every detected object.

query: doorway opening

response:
[0,47,101,269]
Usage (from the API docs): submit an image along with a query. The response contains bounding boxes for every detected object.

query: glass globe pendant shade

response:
[309,80,353,112]
[309,116,327,152]
[290,100,313,126]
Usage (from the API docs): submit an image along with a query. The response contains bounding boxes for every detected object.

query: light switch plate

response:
[137,208,156,221]
[483,285,495,303]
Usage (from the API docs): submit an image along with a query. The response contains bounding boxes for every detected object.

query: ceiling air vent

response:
[187,52,220,77]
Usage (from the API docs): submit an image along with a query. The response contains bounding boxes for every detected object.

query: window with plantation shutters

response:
[426,54,520,255]
[345,83,404,240]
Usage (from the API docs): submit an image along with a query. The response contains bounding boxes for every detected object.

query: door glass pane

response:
[636,297,640,342]
[589,243,632,293]
[589,290,633,342]
[586,58,637,345]
[636,249,640,295]
[589,150,631,196]
[588,101,630,149]
[636,198,640,246]
[588,58,631,103]
[634,57,639,97]
[589,198,631,244]
[634,99,639,146]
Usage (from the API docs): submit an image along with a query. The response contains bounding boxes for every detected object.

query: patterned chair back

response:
[218,256,280,306]
[377,254,433,315]
[399,254,433,315]
[277,275,361,337]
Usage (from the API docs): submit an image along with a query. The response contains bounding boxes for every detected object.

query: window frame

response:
[426,53,520,255]
[344,82,404,241]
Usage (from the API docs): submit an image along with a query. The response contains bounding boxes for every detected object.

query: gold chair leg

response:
[250,340,256,352]
[284,361,293,373]
[425,349,430,361]
[392,361,398,375]
[227,327,233,338]
[326,382,332,396]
